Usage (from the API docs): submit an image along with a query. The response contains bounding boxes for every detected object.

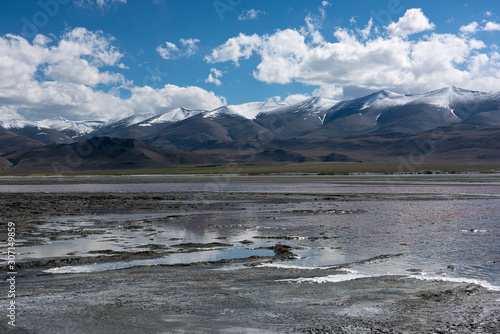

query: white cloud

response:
[205,33,261,65]
[33,34,51,46]
[360,18,373,39]
[0,28,124,93]
[460,21,500,34]
[157,38,200,60]
[484,21,500,32]
[253,29,308,84]
[206,8,500,96]
[486,11,493,17]
[238,9,266,21]
[460,22,479,34]
[0,105,24,120]
[127,85,226,114]
[205,68,223,86]
[0,29,225,121]
[156,42,179,60]
[312,85,343,100]
[180,38,200,56]
[387,8,435,37]
[267,96,282,103]
[283,94,310,105]
[304,12,325,45]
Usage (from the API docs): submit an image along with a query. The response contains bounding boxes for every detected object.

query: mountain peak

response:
[51,116,69,121]
[356,90,405,110]
[147,107,203,124]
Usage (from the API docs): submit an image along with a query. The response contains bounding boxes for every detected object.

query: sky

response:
[1,0,500,121]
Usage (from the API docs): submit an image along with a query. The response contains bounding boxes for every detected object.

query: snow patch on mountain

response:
[296,97,338,113]
[412,86,494,110]
[265,97,338,116]
[360,90,408,110]
[229,101,285,119]
[38,116,103,136]
[108,113,158,128]
[203,101,285,119]
[144,108,204,125]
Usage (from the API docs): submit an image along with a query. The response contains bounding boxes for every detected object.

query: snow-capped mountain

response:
[140,107,204,125]
[2,86,500,151]
[38,116,104,138]
[267,97,338,115]
[107,113,158,129]
[2,86,500,170]
[308,86,500,137]
[81,113,158,139]
[251,97,339,139]
[0,114,74,145]
[227,101,286,119]
[201,101,284,120]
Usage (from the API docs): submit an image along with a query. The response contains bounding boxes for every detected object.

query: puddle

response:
[44,247,274,273]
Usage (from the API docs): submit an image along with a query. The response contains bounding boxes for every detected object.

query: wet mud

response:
[0,190,498,333]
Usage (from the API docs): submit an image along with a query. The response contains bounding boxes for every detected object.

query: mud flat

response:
[0,263,497,334]
[0,182,499,333]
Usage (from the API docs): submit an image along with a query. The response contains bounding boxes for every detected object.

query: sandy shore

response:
[1,188,499,333]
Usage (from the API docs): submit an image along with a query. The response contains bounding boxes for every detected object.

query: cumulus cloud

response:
[0,105,24,120]
[127,85,226,114]
[205,68,223,86]
[205,33,261,65]
[0,29,225,121]
[157,38,200,60]
[206,8,500,95]
[312,85,343,100]
[386,8,435,37]
[0,28,124,92]
[484,21,500,32]
[238,9,266,21]
[460,21,500,34]
[360,18,374,39]
[156,42,179,60]
[460,22,479,34]
[180,38,200,56]
[283,94,310,105]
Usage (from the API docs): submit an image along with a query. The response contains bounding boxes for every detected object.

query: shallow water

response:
[1,176,499,289]
[1,181,500,195]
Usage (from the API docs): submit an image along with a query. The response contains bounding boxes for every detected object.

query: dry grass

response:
[2,161,499,176]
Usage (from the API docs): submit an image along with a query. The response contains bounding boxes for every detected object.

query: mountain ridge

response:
[1,87,500,171]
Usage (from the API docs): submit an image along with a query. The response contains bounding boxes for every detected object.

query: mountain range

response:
[1,87,500,172]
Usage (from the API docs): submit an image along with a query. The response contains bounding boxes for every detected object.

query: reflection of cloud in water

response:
[44,247,274,274]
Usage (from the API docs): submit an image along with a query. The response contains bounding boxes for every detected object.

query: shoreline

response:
[0,179,499,333]
[2,262,499,333]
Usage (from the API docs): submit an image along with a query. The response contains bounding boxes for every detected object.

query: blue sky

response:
[1,0,500,121]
